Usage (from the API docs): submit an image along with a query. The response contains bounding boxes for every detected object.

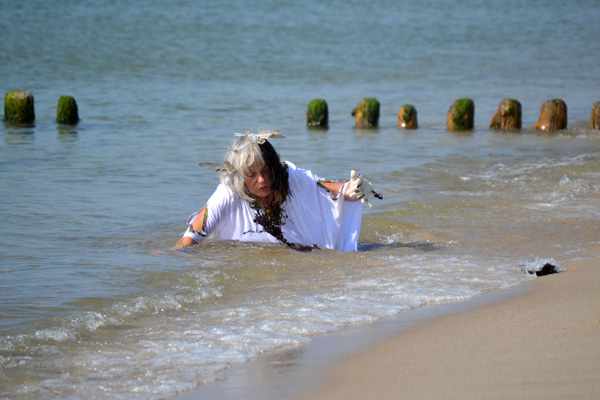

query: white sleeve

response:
[182,211,207,242]
[285,161,322,189]
[182,184,235,242]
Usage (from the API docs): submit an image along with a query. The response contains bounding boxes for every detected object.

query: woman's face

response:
[244,163,272,200]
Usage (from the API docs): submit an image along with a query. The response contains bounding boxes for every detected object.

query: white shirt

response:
[183,162,362,252]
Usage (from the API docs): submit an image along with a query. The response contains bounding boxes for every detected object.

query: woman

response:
[176,131,367,252]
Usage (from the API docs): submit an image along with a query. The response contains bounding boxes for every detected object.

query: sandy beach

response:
[299,248,600,400]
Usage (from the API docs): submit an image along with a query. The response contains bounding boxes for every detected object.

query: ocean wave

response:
[451,153,600,216]
[1,252,528,400]
[470,153,597,183]
[0,269,224,368]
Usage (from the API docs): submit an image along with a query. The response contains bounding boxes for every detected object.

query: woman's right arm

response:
[175,207,208,249]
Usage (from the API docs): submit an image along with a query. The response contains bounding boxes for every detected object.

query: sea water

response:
[1,1,600,398]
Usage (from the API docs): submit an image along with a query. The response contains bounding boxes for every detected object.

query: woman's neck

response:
[255,193,275,209]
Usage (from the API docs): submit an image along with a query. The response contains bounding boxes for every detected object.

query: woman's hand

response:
[175,236,194,249]
[318,171,382,203]
[343,170,383,205]
[342,173,365,201]
[175,208,208,249]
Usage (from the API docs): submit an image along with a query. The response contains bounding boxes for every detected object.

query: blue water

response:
[2,1,600,398]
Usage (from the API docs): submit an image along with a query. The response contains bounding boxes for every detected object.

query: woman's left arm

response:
[317,179,361,201]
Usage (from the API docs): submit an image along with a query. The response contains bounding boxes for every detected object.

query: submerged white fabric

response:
[183,162,362,252]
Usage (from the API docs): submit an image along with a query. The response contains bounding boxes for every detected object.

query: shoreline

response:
[296,249,600,400]
[177,275,533,400]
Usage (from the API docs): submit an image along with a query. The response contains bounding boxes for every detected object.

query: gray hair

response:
[219,135,265,202]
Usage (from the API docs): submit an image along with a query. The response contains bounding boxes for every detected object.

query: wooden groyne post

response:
[306,99,328,129]
[447,98,474,131]
[56,96,80,125]
[590,102,600,130]
[4,90,35,126]
[535,99,567,132]
[352,97,380,129]
[397,104,418,129]
[490,98,522,131]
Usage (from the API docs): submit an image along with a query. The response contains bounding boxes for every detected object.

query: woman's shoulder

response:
[207,183,240,208]
[213,182,235,196]
[284,161,320,187]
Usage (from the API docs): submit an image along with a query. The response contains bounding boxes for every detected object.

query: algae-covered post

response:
[590,102,600,130]
[306,98,329,129]
[352,97,380,129]
[4,90,35,126]
[56,96,80,125]
[447,98,474,131]
[490,98,522,131]
[535,99,567,132]
[397,104,418,129]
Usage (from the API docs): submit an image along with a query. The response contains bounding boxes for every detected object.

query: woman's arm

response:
[317,180,362,201]
[175,207,208,249]
[175,183,237,249]
[317,180,343,199]
[319,173,377,202]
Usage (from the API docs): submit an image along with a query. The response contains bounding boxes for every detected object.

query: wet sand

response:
[298,248,600,400]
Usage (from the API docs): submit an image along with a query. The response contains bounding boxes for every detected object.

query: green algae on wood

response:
[352,97,380,129]
[590,102,600,130]
[306,98,329,129]
[447,98,474,131]
[490,98,522,131]
[56,96,79,125]
[4,90,35,126]
[535,98,567,133]
[397,104,418,129]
